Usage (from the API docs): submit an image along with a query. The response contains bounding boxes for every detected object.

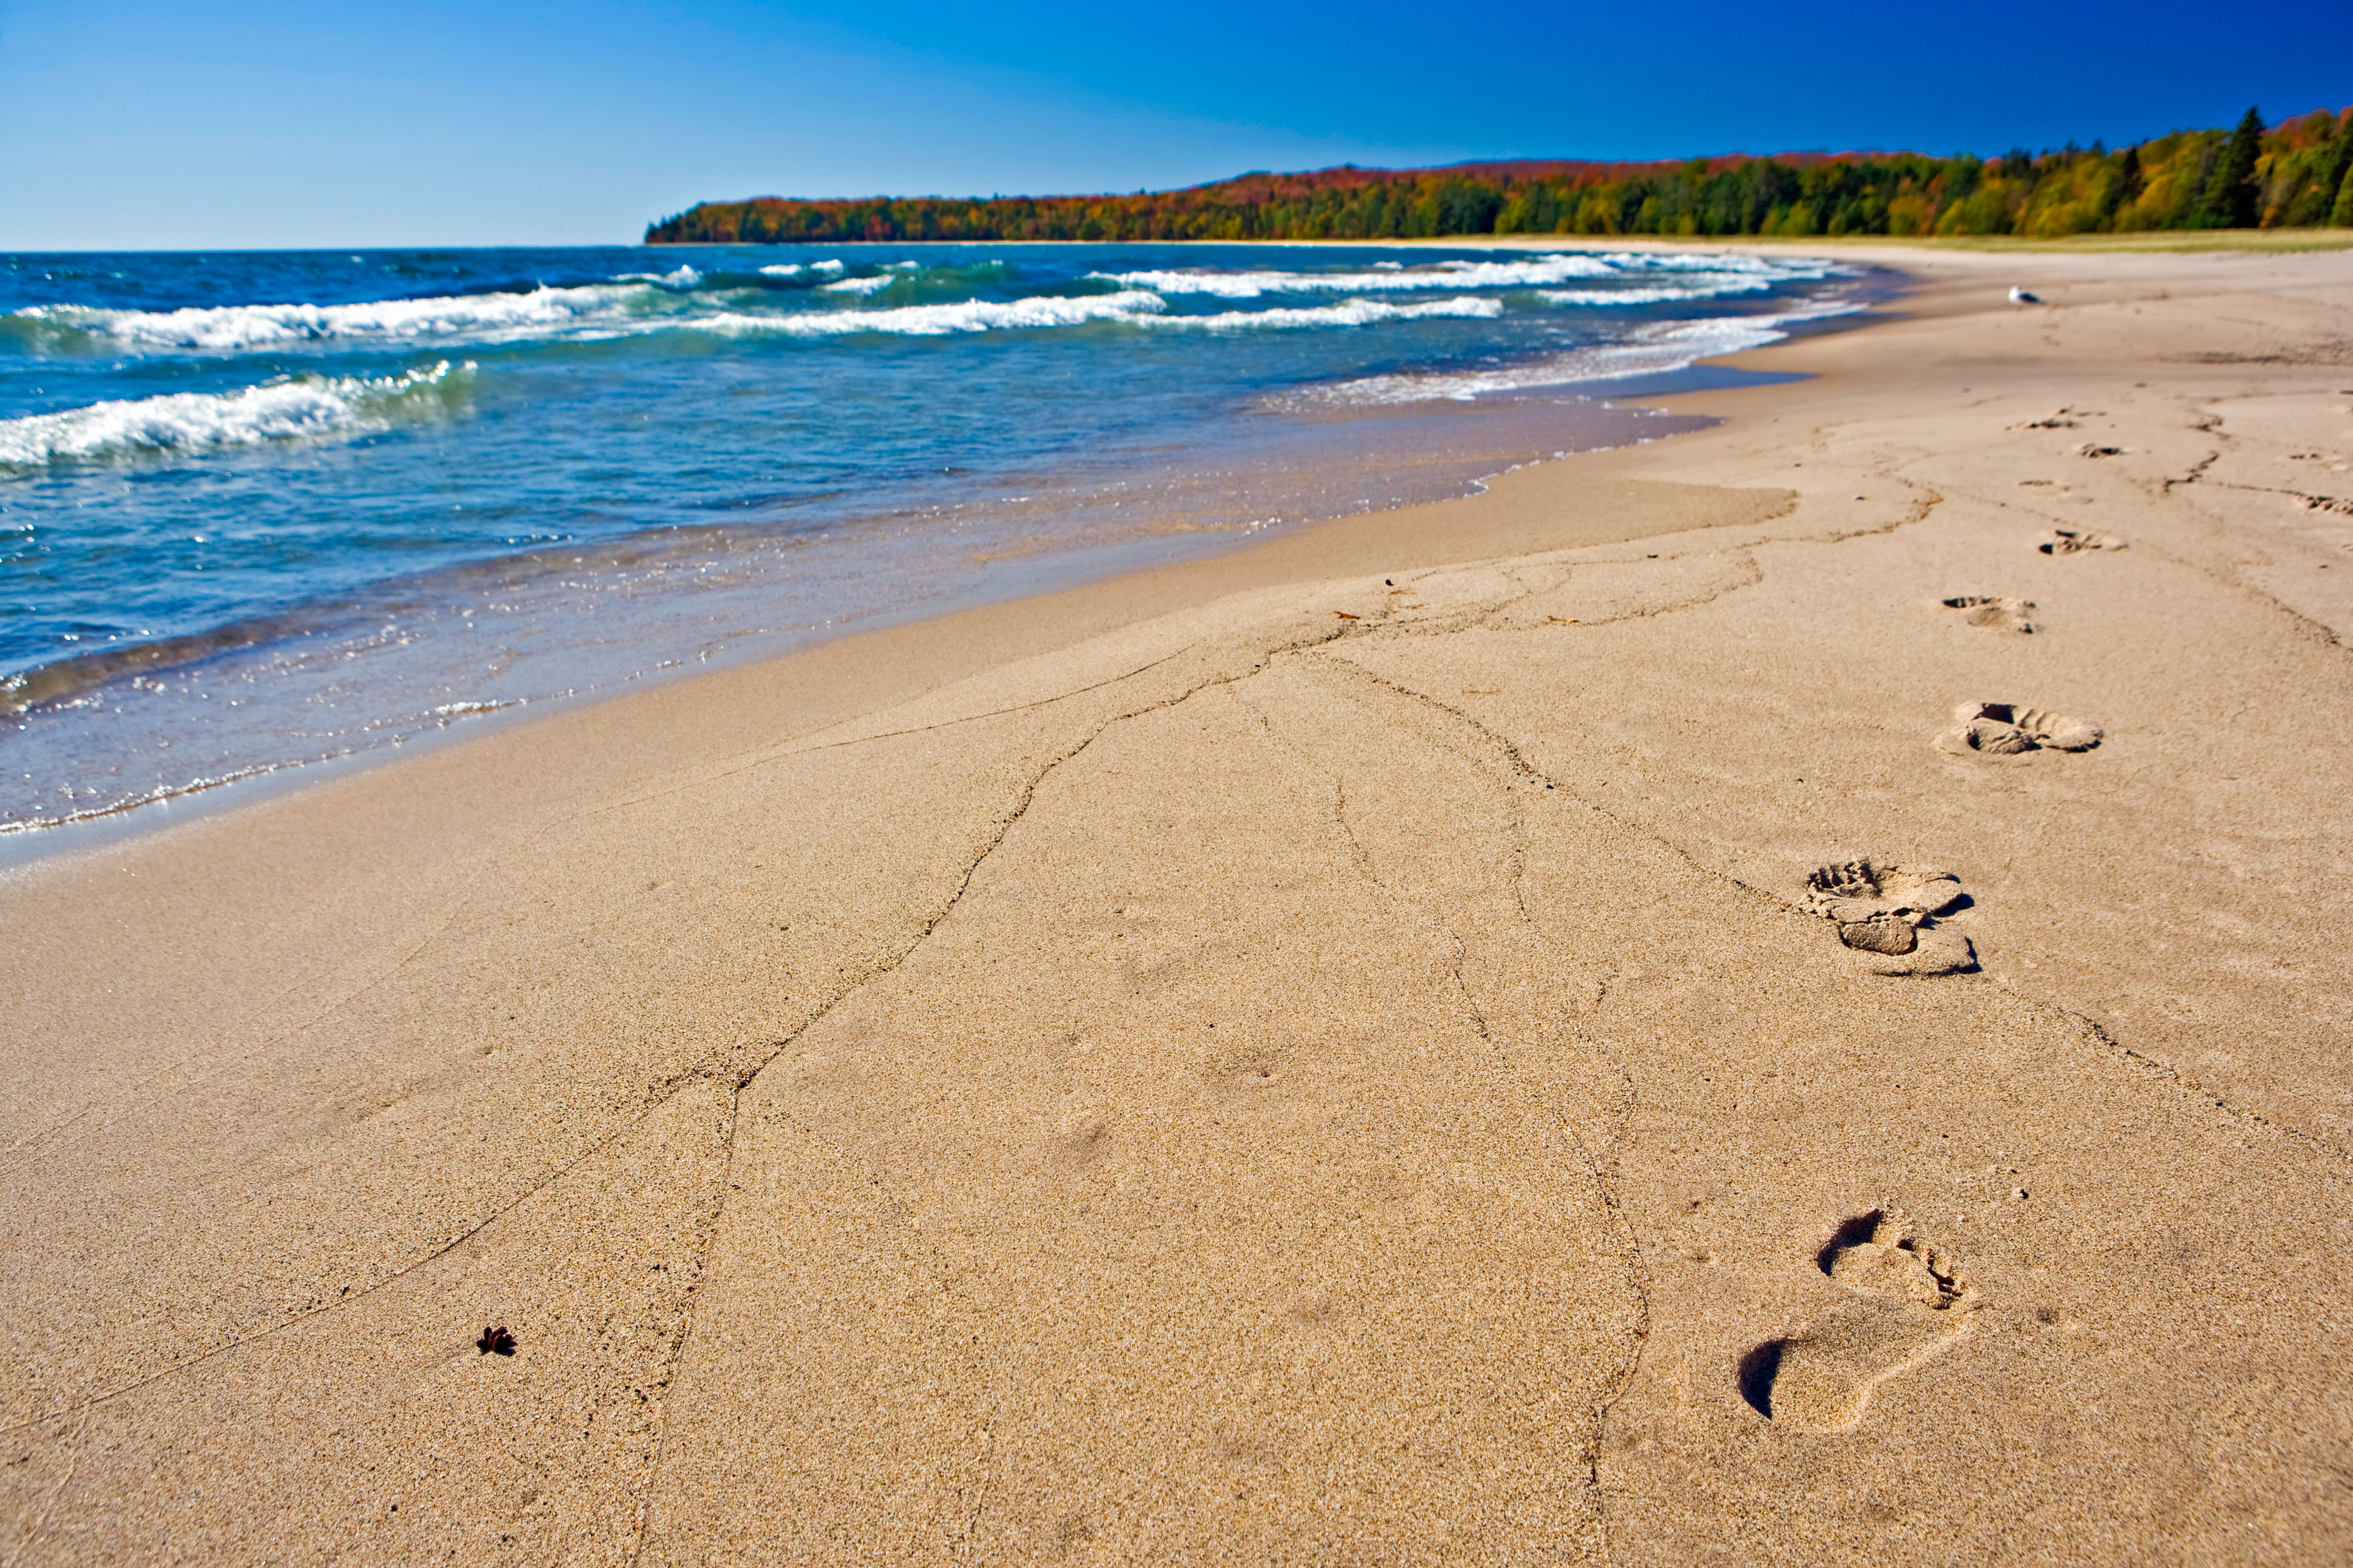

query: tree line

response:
[647,107,2353,246]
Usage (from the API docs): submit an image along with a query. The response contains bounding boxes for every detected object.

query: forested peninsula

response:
[649,106,2353,245]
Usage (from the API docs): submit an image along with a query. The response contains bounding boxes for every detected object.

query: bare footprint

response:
[2039,528,2127,554]
[1936,702,2102,755]
[1941,595,2035,633]
[1801,860,1975,976]
[1738,1210,1980,1433]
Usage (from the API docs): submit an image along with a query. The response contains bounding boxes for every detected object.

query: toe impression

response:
[1802,860,1975,974]
[1742,1210,1979,1433]
[1936,702,2102,756]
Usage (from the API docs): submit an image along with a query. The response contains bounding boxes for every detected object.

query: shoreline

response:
[7,243,2353,1562]
[0,385,1809,873]
[0,240,1877,849]
[0,281,1881,869]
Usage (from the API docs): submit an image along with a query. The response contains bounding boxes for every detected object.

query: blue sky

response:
[4,0,2349,250]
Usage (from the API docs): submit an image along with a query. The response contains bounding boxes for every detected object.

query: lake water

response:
[0,241,1874,838]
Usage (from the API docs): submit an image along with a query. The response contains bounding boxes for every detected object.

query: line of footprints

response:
[1804,525,2115,978]
[1752,525,2113,1428]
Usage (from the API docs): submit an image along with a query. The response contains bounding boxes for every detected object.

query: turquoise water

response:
[0,242,1871,834]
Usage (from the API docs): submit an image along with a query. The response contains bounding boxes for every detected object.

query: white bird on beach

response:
[2008,287,2043,305]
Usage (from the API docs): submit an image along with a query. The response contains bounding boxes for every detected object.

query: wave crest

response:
[1143,297,1506,330]
[0,362,469,469]
[11,287,655,352]
[1091,254,1612,298]
[1088,250,1839,300]
[694,290,1169,337]
[1535,277,1779,306]
[3,251,1826,357]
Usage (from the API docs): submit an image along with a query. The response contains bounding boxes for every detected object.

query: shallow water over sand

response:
[0,242,1874,832]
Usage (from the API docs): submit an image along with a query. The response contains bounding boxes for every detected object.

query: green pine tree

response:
[2210,107,2266,228]
[2098,145,2144,225]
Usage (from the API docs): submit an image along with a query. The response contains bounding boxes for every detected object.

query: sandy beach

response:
[5,242,2352,1564]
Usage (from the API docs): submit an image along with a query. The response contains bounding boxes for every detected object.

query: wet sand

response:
[5,244,2352,1564]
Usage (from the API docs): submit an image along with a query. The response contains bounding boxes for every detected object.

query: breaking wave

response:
[1091,254,1613,298]
[2,250,1819,359]
[1276,302,1865,407]
[11,286,656,352]
[1143,296,1506,330]
[1089,249,1838,300]
[1536,275,1776,307]
[690,291,1504,338]
[0,362,470,468]
[694,290,1170,337]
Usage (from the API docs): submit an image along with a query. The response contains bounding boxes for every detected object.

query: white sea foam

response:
[5,251,1852,363]
[1590,250,1822,273]
[1535,275,1775,307]
[0,362,467,467]
[614,264,702,288]
[1091,250,1840,301]
[680,288,1504,339]
[694,290,1170,337]
[21,286,654,351]
[1141,296,1505,330]
[19,273,1509,355]
[766,259,899,288]
[1284,302,1862,407]
[1091,254,1614,298]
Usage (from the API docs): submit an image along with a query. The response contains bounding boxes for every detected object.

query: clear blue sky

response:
[4,0,2349,250]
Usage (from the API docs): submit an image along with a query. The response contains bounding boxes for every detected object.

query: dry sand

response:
[5,245,2353,1565]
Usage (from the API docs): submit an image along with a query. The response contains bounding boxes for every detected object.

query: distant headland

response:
[649,106,2351,244]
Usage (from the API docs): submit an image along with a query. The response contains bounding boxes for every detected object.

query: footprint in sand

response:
[2040,528,2127,554]
[1941,595,2036,633]
[1801,860,1976,976]
[1738,1210,1980,1433]
[1935,702,2102,756]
